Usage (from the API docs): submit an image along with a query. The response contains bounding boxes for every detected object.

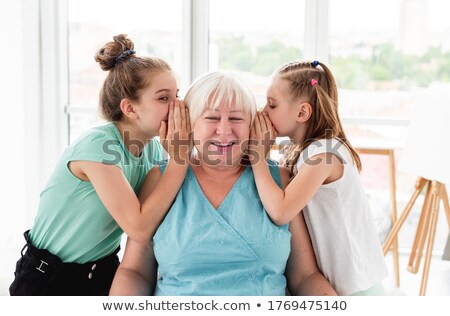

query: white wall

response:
[0,0,27,288]
[0,1,70,294]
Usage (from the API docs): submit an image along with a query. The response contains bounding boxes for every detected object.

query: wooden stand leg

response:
[382,177,447,295]
[419,182,441,296]
[441,185,450,229]
[408,183,432,273]
[388,150,400,287]
[383,177,427,254]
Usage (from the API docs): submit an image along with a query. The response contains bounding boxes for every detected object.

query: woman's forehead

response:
[204,105,243,112]
[203,106,250,118]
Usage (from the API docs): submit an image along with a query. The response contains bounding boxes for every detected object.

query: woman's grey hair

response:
[184,71,257,126]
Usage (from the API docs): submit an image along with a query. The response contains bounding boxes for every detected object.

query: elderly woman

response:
[110,71,336,296]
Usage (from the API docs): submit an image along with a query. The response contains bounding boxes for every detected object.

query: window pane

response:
[68,0,182,141]
[209,0,305,107]
[330,0,450,120]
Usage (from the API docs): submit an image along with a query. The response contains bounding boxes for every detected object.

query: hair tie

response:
[312,60,319,68]
[114,49,136,65]
[311,79,318,86]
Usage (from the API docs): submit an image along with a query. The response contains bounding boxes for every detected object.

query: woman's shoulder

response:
[157,159,169,173]
[277,165,291,189]
[260,159,284,188]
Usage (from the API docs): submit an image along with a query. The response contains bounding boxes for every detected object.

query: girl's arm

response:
[69,100,190,244]
[286,213,337,296]
[250,112,342,225]
[109,237,157,295]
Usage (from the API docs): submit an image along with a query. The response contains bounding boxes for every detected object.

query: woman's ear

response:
[120,98,137,119]
[296,102,312,123]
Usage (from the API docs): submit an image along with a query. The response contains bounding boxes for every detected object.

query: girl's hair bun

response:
[94,34,135,71]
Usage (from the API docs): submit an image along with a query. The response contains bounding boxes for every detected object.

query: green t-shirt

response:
[29,123,163,263]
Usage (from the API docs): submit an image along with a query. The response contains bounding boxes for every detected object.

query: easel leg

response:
[408,183,432,273]
[383,177,427,254]
[388,150,400,287]
[440,185,450,229]
[420,182,441,296]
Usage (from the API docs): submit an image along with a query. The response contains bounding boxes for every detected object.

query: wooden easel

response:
[383,177,450,295]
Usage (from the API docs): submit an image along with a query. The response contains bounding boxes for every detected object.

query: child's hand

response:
[249,111,277,164]
[159,99,192,165]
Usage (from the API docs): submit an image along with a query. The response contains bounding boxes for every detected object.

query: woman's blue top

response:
[153,161,291,295]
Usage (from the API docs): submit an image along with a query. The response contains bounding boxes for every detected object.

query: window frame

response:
[23,0,69,220]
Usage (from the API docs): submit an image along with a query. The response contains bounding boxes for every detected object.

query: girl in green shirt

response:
[10,34,191,295]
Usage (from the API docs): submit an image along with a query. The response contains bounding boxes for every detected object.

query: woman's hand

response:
[249,111,277,164]
[159,99,192,165]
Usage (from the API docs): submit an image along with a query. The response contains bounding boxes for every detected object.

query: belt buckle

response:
[36,260,48,273]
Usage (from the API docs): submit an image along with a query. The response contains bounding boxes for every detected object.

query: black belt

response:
[22,230,120,278]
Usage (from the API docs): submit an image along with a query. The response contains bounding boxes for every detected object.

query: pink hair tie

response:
[311,79,318,86]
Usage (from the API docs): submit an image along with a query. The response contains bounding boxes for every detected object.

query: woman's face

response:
[263,75,299,138]
[193,102,251,168]
[134,70,179,138]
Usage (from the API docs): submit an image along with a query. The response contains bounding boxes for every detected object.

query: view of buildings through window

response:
[330,0,450,127]
[209,0,305,106]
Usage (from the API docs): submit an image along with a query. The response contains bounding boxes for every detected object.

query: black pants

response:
[9,230,120,296]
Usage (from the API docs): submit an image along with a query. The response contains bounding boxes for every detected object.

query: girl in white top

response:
[250,60,388,295]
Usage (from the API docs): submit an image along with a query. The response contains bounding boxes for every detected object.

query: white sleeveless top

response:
[296,138,388,295]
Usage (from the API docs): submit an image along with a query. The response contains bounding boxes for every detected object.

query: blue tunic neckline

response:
[188,165,250,212]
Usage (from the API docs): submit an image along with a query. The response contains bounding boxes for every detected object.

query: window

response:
[67,0,183,142]
[209,0,305,107]
[330,0,450,119]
